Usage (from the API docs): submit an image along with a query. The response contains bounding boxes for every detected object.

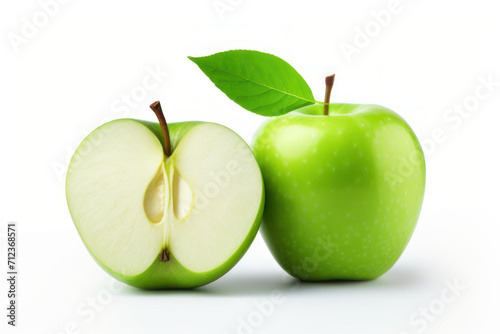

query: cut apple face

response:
[66,119,263,288]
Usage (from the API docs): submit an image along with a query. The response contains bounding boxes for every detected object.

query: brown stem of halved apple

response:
[323,74,335,116]
[150,101,172,157]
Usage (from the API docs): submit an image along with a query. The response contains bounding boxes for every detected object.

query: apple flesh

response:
[252,103,425,280]
[66,119,264,289]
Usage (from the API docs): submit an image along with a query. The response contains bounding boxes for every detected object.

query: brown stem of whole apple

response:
[323,74,335,116]
[150,101,172,157]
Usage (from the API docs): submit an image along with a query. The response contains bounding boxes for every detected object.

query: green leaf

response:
[188,50,316,116]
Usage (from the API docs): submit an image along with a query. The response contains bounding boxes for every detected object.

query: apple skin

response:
[252,103,425,281]
[94,226,264,289]
[67,120,264,289]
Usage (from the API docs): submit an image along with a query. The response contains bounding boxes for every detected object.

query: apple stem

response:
[150,101,172,157]
[323,74,335,116]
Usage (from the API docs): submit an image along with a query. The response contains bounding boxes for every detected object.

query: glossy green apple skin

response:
[68,120,264,289]
[252,104,425,280]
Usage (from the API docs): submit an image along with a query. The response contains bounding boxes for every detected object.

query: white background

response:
[1,0,499,333]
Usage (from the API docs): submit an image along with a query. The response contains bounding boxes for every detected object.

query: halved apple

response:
[66,102,264,289]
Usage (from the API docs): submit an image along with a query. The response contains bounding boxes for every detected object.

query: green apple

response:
[66,102,264,289]
[252,79,425,280]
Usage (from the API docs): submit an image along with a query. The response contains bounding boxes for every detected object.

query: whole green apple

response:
[252,100,425,280]
[66,102,264,289]
[187,50,425,281]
